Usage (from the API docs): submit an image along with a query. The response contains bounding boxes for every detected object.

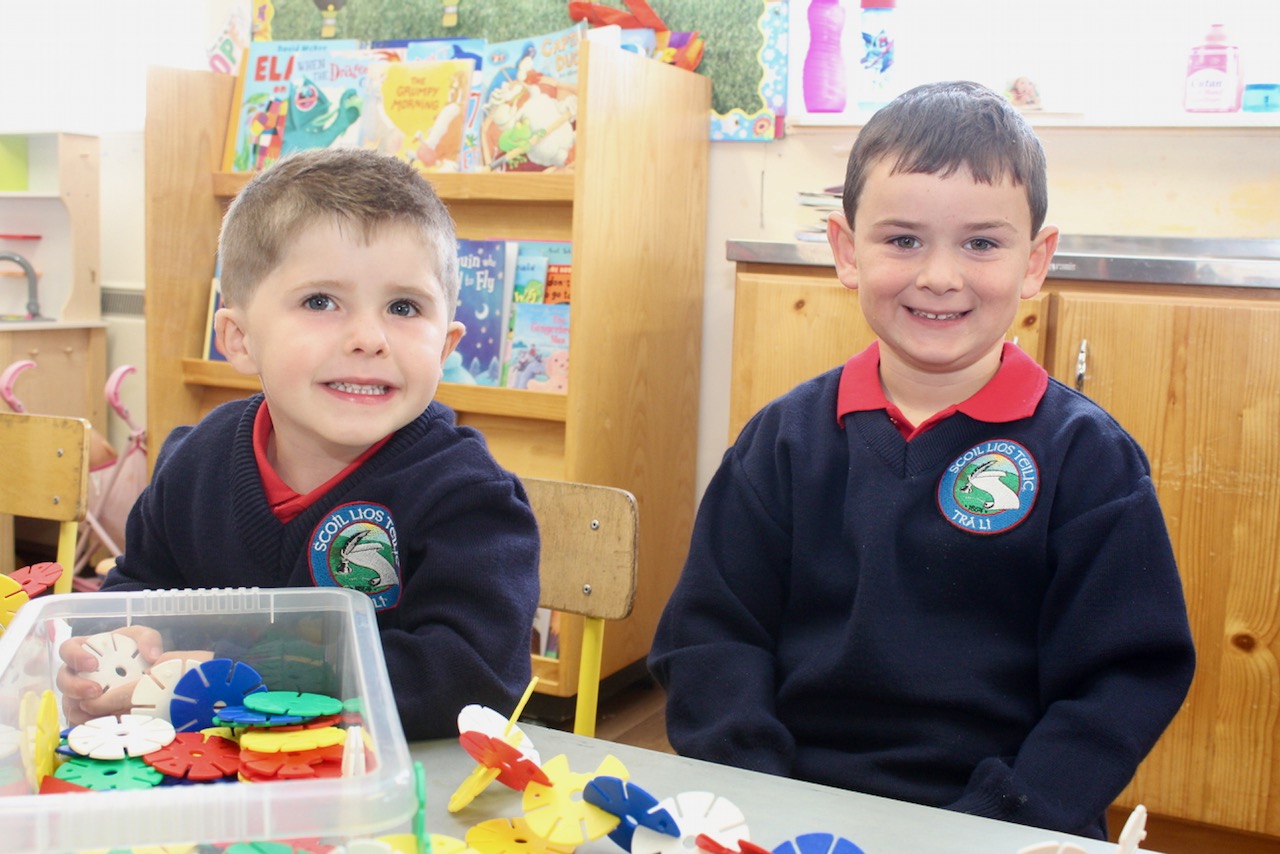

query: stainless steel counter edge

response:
[727,237,1280,289]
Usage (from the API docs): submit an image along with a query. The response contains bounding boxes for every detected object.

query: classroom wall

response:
[1,0,1271,497]
[88,122,1280,495]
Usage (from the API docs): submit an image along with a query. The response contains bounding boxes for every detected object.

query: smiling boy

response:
[649,82,1194,838]
[59,149,540,739]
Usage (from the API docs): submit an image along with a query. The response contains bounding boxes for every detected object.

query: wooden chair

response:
[523,477,638,738]
[0,412,92,595]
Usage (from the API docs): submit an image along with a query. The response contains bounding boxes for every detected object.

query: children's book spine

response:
[220,50,250,172]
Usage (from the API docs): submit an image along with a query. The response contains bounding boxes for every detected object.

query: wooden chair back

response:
[523,477,638,737]
[0,412,92,594]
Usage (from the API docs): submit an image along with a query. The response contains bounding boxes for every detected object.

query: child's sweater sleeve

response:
[649,444,798,776]
[376,472,540,741]
[946,469,1195,837]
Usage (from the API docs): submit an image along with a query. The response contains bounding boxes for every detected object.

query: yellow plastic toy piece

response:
[20,689,60,790]
[0,573,30,631]
[521,753,628,845]
[239,724,345,754]
[466,817,577,854]
[430,833,483,854]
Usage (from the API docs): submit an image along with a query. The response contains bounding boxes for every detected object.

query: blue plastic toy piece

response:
[169,658,267,733]
[213,704,306,727]
[584,775,680,851]
[773,833,866,854]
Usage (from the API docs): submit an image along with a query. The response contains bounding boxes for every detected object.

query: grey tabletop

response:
[413,724,1143,854]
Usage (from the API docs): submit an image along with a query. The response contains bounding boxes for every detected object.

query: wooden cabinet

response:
[1047,284,1280,837]
[729,260,1280,843]
[0,133,106,573]
[145,44,710,702]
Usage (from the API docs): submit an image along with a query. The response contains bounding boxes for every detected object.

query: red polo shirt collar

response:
[253,402,391,523]
[836,341,1048,440]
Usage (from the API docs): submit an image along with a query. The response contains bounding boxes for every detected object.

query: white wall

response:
[1,2,1277,497]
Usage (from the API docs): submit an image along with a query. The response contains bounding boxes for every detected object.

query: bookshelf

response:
[144,43,711,702]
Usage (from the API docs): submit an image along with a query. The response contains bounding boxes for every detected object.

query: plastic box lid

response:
[0,587,416,853]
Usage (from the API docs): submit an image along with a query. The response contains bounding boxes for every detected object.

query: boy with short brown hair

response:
[650,81,1194,838]
[61,148,540,739]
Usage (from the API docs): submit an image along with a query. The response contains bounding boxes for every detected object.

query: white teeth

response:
[328,382,388,395]
[911,309,963,320]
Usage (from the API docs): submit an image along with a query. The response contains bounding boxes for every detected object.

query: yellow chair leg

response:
[52,521,78,595]
[573,617,605,737]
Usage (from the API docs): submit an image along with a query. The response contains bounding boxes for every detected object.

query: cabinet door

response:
[1050,290,1280,835]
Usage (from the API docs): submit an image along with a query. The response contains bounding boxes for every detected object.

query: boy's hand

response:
[56,627,211,725]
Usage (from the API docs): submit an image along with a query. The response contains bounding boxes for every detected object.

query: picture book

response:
[503,302,569,393]
[222,39,360,172]
[454,239,512,386]
[479,23,585,172]
[360,57,475,173]
[511,253,548,305]
[404,38,486,173]
[544,260,571,305]
[516,240,572,305]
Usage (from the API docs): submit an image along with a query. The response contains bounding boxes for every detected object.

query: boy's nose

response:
[345,313,389,355]
[915,249,964,292]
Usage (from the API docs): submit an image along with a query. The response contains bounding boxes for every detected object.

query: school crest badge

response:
[309,502,401,611]
[938,439,1038,535]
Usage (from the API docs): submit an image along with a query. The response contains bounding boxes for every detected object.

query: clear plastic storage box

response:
[0,587,416,853]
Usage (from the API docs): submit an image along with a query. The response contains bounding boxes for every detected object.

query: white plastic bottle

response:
[1184,23,1243,113]
[857,0,896,113]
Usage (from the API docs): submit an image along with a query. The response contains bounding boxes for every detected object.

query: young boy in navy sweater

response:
[648,81,1194,839]
[58,148,540,740]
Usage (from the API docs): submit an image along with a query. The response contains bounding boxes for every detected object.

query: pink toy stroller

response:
[0,361,148,589]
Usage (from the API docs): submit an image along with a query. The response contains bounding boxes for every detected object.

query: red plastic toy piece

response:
[696,836,771,854]
[143,732,240,781]
[459,729,551,790]
[11,562,62,598]
[239,743,345,780]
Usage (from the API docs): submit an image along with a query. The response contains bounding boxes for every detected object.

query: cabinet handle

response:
[1075,339,1088,392]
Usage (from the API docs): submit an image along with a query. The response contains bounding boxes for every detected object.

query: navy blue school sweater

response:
[649,349,1195,839]
[103,395,540,740]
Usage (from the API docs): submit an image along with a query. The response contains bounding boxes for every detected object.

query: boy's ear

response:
[442,320,465,361]
[1022,225,1060,298]
[827,212,859,292]
[214,305,260,376]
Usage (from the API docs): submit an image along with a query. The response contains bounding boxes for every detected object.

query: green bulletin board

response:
[257,0,789,140]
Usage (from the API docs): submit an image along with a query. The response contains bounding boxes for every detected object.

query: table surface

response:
[413,724,1146,854]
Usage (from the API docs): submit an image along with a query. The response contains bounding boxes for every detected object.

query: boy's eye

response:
[389,299,421,318]
[966,238,998,251]
[889,236,920,249]
[304,294,336,311]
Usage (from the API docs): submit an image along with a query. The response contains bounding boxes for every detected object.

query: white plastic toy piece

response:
[343,724,367,777]
[1115,804,1148,854]
[67,713,176,760]
[630,791,750,854]
[82,632,148,691]
[1015,843,1089,854]
[457,703,541,765]
[129,658,203,721]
